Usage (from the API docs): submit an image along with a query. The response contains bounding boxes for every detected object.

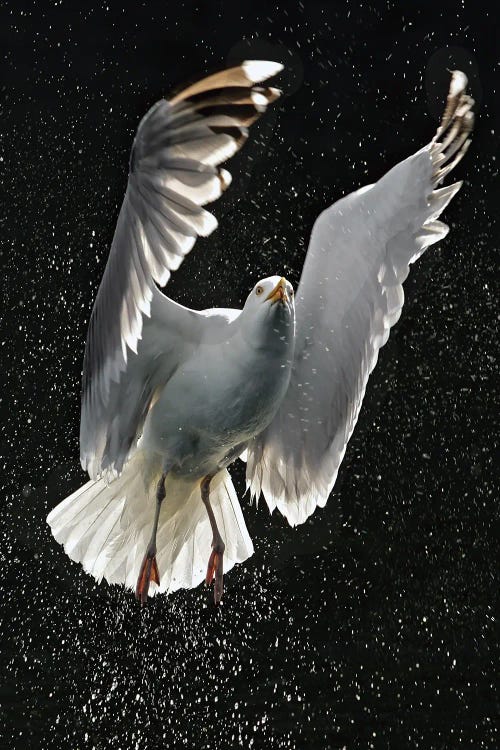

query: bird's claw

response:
[135,551,160,606]
[205,544,224,605]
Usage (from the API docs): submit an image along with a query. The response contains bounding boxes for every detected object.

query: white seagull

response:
[47,62,474,605]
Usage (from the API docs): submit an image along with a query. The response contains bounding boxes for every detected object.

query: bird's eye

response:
[256,286,264,296]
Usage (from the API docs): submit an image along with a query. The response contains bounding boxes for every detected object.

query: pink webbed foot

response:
[135,548,160,606]
[205,542,225,605]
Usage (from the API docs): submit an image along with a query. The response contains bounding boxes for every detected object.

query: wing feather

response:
[81,61,283,479]
[246,71,474,526]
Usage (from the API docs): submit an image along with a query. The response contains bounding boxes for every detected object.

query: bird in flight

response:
[47,61,474,605]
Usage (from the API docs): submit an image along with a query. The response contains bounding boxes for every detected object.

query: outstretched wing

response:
[80,61,283,480]
[246,71,474,526]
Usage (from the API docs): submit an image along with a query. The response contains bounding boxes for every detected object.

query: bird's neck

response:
[238,307,296,361]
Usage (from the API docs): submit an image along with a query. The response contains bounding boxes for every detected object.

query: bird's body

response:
[142,281,295,479]
[47,61,474,604]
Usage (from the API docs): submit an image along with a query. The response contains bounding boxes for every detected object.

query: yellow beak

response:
[265,277,289,305]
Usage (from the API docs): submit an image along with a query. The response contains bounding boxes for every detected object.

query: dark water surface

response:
[2,1,498,748]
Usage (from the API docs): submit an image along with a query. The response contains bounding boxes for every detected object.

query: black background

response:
[1,1,499,748]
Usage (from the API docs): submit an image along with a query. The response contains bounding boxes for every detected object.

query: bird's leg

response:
[201,474,225,605]
[135,472,166,606]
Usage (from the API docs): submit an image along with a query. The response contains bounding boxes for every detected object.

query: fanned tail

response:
[47,454,253,596]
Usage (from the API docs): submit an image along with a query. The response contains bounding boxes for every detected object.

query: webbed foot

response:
[135,546,160,606]
[205,540,225,605]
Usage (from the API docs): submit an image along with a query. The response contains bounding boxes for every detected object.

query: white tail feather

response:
[47,453,253,596]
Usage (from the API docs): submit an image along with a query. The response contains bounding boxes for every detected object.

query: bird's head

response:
[240,276,295,351]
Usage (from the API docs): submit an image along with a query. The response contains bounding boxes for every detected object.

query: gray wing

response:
[80,61,283,479]
[246,71,474,526]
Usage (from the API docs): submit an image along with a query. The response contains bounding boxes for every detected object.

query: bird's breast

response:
[142,337,292,471]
